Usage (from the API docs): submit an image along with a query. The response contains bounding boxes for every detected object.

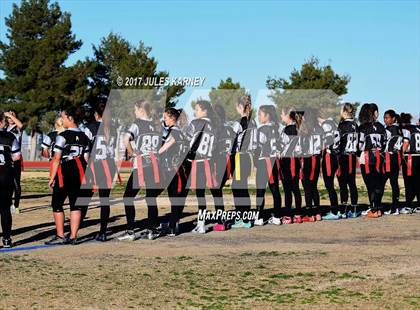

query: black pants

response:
[256,158,281,219]
[167,166,188,229]
[232,153,252,222]
[337,154,358,206]
[51,160,87,212]
[402,155,420,209]
[322,152,339,213]
[301,156,321,215]
[123,164,162,231]
[280,157,302,216]
[381,153,400,212]
[80,159,117,233]
[0,167,14,239]
[12,160,21,208]
[361,163,383,211]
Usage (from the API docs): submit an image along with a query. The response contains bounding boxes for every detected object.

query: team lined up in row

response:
[0,98,419,247]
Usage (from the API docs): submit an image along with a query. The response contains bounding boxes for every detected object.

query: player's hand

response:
[48,178,55,190]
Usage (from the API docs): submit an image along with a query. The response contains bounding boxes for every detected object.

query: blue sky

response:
[1,0,419,116]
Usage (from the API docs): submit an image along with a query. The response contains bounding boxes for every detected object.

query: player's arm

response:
[402,128,410,153]
[4,112,23,130]
[41,134,52,158]
[49,135,65,188]
[11,137,21,161]
[158,135,175,155]
[48,153,61,189]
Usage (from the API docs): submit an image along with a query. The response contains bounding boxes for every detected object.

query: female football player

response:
[83,103,118,241]
[279,108,303,224]
[253,105,282,226]
[335,103,359,218]
[119,100,162,241]
[45,107,90,245]
[231,95,257,229]
[4,110,23,215]
[320,113,340,220]
[212,104,236,231]
[158,107,188,236]
[382,110,403,215]
[400,113,420,213]
[184,100,219,234]
[358,103,386,218]
[300,108,323,222]
[0,112,21,248]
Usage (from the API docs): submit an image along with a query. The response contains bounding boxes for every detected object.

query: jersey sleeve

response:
[258,129,267,145]
[322,122,335,148]
[231,121,242,135]
[402,128,410,141]
[41,134,52,149]
[84,126,94,142]
[53,135,66,154]
[358,128,365,148]
[184,122,195,141]
[126,123,139,141]
[11,137,21,157]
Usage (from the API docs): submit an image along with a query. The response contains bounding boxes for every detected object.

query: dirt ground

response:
[0,170,419,309]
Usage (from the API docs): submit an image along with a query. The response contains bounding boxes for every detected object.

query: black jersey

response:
[84,120,117,161]
[232,116,258,154]
[280,124,301,158]
[6,124,22,147]
[321,119,340,155]
[0,130,20,167]
[215,122,236,156]
[300,125,324,157]
[359,121,386,166]
[401,124,420,154]
[161,125,187,171]
[41,131,58,160]
[338,119,358,155]
[186,118,216,160]
[256,123,278,159]
[127,118,161,154]
[53,128,90,163]
[384,123,403,153]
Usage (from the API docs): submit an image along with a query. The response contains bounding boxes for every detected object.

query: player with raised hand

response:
[279,107,303,224]
[230,95,258,229]
[0,112,21,248]
[3,110,23,215]
[400,113,420,214]
[358,103,386,218]
[119,100,162,241]
[253,105,282,226]
[382,110,403,215]
[45,107,90,245]
[158,107,189,236]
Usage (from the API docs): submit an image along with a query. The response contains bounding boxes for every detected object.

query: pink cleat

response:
[213,223,226,231]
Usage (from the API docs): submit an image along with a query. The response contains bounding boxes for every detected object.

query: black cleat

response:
[2,238,12,248]
[44,235,66,246]
[63,236,78,245]
[95,233,107,242]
